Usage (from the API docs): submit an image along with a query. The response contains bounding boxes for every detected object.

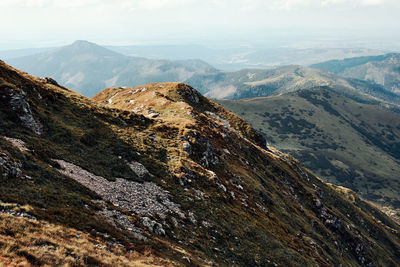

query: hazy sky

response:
[1,0,399,49]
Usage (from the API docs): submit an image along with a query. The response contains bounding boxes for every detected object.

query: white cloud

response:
[321,0,386,6]
[0,0,101,8]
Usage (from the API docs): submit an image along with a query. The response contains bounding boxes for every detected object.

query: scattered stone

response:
[205,111,232,131]
[201,221,211,228]
[98,208,145,240]
[54,160,184,219]
[188,212,197,224]
[0,202,36,220]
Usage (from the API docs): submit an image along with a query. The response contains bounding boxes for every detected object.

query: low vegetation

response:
[1,60,400,265]
[217,88,400,222]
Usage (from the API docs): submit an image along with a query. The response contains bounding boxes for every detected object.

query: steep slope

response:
[216,89,400,221]
[186,65,400,110]
[311,53,400,95]
[1,61,400,265]
[5,40,215,97]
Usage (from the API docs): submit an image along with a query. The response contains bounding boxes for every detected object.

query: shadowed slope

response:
[0,60,400,265]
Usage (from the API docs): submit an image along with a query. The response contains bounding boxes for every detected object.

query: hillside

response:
[186,65,400,111]
[1,60,400,265]
[5,40,215,97]
[216,88,400,222]
[311,53,400,95]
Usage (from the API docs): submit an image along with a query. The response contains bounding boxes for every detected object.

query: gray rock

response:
[182,142,192,155]
[127,161,152,178]
[141,217,154,231]
[153,223,165,236]
[188,212,197,224]
[314,199,322,208]
[0,152,23,179]
[10,92,43,135]
[141,217,165,236]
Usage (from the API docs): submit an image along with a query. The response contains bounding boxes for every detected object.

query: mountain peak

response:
[93,82,267,148]
[70,40,97,47]
[58,40,123,58]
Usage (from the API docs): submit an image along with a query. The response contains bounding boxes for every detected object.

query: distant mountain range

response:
[217,88,400,221]
[5,41,398,110]
[311,53,400,95]
[6,40,216,97]
[1,42,386,71]
[107,45,387,70]
[187,64,400,111]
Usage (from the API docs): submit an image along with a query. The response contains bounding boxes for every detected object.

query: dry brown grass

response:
[0,212,174,266]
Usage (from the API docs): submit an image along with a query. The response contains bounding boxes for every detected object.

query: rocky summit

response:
[1,60,400,266]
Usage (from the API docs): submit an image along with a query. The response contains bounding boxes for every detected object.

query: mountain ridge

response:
[216,88,400,222]
[311,53,400,95]
[1,60,400,265]
[5,41,216,97]
[186,64,400,112]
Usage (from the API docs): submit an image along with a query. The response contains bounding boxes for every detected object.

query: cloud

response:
[0,0,101,8]
[321,0,386,6]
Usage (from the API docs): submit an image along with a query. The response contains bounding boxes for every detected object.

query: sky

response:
[0,0,399,49]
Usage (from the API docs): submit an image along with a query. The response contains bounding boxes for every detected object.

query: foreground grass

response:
[0,212,172,266]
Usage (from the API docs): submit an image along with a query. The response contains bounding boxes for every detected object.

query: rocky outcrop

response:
[0,152,23,178]
[0,86,42,135]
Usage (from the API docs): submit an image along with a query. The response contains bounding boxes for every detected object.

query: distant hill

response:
[217,88,400,221]
[0,47,54,60]
[311,53,400,95]
[6,40,216,97]
[187,65,400,110]
[108,45,386,70]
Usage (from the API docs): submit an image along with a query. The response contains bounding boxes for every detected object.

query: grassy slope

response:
[216,88,400,221]
[311,53,400,95]
[1,61,400,265]
[0,211,170,266]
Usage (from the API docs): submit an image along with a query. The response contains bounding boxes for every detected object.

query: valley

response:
[216,88,400,222]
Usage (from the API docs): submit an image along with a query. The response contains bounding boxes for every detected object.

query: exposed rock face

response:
[2,137,29,152]
[0,152,23,178]
[54,160,184,220]
[1,86,43,135]
[127,161,153,179]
